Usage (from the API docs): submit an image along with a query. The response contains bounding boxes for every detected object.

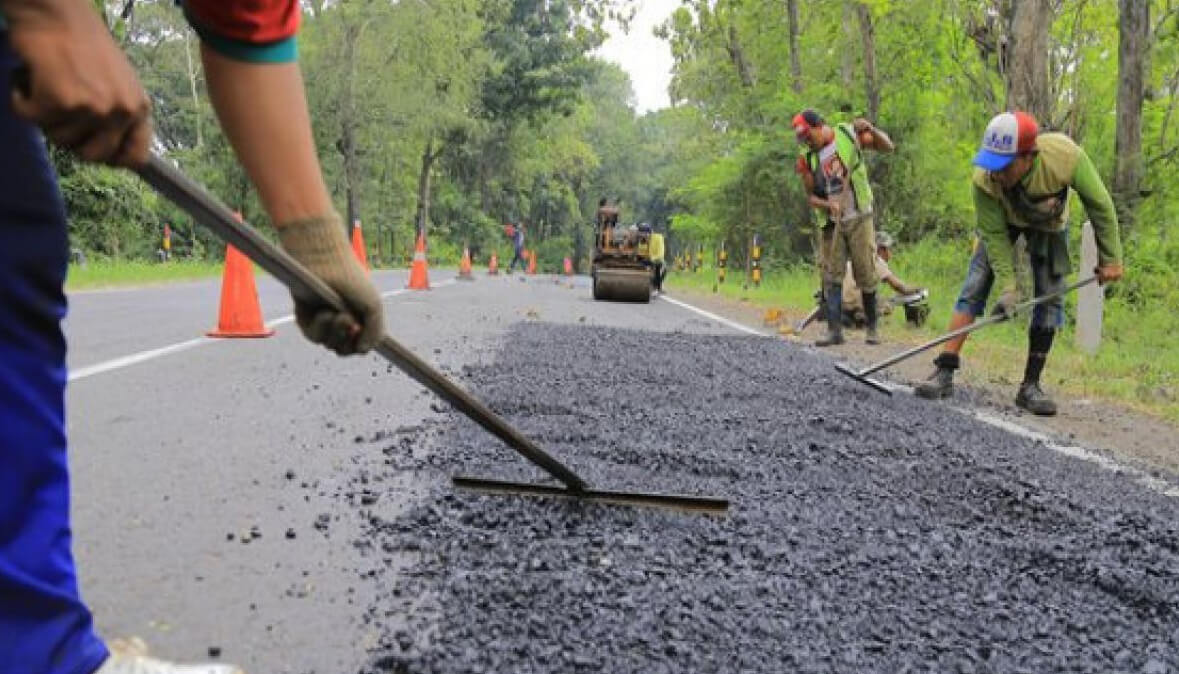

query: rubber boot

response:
[96,638,243,674]
[914,352,958,399]
[814,282,844,347]
[1016,382,1058,416]
[863,291,880,345]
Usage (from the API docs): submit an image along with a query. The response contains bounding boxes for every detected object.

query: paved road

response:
[64,271,1179,673]
[65,271,736,673]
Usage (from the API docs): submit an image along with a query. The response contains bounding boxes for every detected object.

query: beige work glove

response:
[278,214,384,355]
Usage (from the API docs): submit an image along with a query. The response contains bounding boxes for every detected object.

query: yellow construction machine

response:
[591,205,652,302]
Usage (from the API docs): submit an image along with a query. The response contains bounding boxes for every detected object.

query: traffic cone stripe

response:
[208,244,275,338]
[407,232,430,290]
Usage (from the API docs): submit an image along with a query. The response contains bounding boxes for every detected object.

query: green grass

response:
[667,241,1179,425]
[66,259,224,291]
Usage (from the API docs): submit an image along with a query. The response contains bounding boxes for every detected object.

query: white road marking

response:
[69,279,456,382]
[660,292,1179,499]
[657,293,767,337]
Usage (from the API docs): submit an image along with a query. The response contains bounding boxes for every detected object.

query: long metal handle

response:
[136,154,588,492]
[856,276,1098,378]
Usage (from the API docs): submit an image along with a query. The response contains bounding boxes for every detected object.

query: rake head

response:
[834,362,893,396]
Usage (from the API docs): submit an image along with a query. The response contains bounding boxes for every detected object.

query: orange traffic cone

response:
[527,249,537,275]
[407,231,430,290]
[208,244,274,338]
[488,252,499,275]
[458,246,474,281]
[563,257,573,276]
[350,219,369,272]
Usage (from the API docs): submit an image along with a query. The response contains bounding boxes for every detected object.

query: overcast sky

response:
[595,0,679,115]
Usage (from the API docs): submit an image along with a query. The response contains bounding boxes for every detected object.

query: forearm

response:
[886,276,908,294]
[808,194,829,211]
[974,186,1015,291]
[201,45,332,225]
[868,126,895,153]
[1072,150,1124,266]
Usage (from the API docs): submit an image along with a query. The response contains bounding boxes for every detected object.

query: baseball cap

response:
[973,111,1038,171]
[792,109,824,141]
[875,231,895,249]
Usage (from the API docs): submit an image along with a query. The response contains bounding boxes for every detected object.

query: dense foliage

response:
[64,0,1179,304]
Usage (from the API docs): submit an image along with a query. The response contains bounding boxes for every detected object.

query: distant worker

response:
[506,222,526,273]
[842,231,923,327]
[639,223,666,292]
[794,108,895,346]
[596,197,619,249]
[914,111,1124,416]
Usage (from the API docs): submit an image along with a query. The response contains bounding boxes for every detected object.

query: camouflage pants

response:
[826,213,878,288]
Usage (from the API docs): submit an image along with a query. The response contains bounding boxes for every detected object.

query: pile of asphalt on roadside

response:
[354,323,1179,674]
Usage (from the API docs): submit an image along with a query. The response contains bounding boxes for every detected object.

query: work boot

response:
[1015,381,1058,416]
[862,290,880,345]
[914,352,958,399]
[814,282,844,347]
[96,638,243,674]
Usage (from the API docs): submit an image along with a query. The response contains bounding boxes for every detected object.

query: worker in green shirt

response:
[914,111,1125,415]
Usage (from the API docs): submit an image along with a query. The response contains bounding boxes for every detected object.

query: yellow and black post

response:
[750,233,762,288]
[695,244,704,273]
[714,241,727,292]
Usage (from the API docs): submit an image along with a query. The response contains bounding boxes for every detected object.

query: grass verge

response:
[66,259,224,291]
[666,240,1179,425]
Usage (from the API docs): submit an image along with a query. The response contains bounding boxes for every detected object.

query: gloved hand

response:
[900,284,924,296]
[278,214,384,355]
[1096,263,1124,285]
[989,288,1019,319]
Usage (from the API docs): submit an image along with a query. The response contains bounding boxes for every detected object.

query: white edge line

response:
[657,293,768,337]
[68,278,458,382]
[659,292,1179,499]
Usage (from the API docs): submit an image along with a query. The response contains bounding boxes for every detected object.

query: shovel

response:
[834,276,1098,395]
[136,154,728,515]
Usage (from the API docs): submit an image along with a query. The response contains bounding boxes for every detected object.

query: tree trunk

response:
[787,0,803,94]
[726,24,756,88]
[184,32,202,148]
[841,1,855,90]
[855,3,879,121]
[1114,0,1149,235]
[1005,0,1054,122]
[339,21,362,235]
[414,137,438,238]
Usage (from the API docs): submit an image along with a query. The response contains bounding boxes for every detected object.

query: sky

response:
[595,0,680,115]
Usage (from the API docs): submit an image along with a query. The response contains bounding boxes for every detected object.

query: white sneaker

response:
[95,638,243,674]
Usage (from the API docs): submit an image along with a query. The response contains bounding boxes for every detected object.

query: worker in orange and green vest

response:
[914,111,1124,416]
[794,108,895,346]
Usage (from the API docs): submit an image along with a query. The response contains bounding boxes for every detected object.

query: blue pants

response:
[953,231,1066,330]
[508,248,526,271]
[0,36,110,674]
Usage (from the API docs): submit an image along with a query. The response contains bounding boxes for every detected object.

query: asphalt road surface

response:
[65,271,1178,673]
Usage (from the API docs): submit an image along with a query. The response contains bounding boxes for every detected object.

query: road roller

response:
[591,205,652,303]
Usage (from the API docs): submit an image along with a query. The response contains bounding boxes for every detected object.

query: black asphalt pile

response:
[356,323,1179,674]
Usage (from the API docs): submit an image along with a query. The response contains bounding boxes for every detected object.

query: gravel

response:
[352,323,1179,674]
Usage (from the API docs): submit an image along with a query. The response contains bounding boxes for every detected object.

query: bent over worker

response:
[0,1,384,672]
[914,111,1124,416]
[842,230,923,327]
[794,108,895,346]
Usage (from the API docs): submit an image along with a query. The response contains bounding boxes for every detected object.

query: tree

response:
[1115,0,1150,234]
[1005,0,1055,122]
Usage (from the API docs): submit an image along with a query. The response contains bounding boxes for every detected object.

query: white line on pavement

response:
[68,279,456,382]
[657,293,768,337]
[658,292,1179,499]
